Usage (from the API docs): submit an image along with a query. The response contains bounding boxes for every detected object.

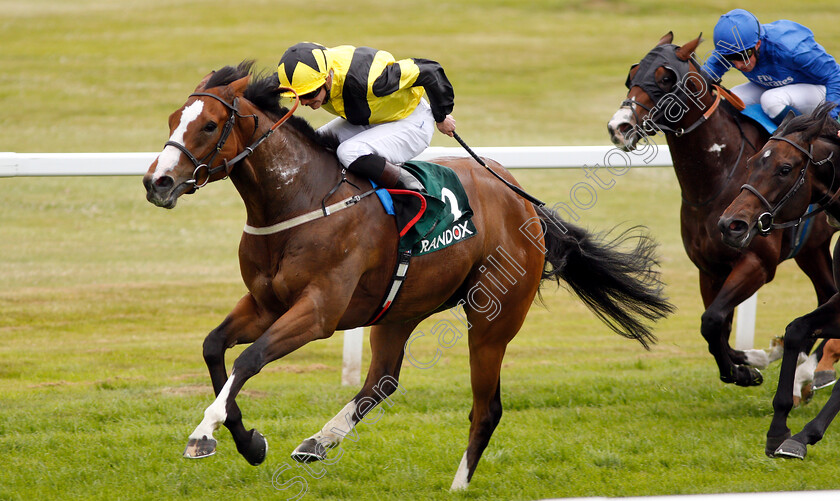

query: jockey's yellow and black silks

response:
[280,44,454,125]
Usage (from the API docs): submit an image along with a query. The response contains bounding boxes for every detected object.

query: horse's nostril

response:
[720,217,748,236]
[154,176,174,189]
[729,219,749,234]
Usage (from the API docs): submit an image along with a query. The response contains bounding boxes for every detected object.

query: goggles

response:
[723,47,755,63]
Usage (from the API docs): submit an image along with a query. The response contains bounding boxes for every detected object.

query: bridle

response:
[622,46,754,208]
[164,86,379,237]
[165,88,300,189]
[739,135,836,235]
[621,89,721,138]
[622,45,725,138]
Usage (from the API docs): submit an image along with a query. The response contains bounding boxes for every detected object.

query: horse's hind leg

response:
[451,340,505,491]
[291,322,416,462]
[814,339,840,390]
[450,295,533,491]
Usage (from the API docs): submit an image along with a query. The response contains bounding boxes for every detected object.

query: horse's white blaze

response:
[307,401,357,448]
[608,107,636,148]
[763,149,772,159]
[708,143,726,153]
[450,451,470,491]
[189,373,234,440]
[153,100,204,182]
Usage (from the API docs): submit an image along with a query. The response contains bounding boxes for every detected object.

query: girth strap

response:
[364,250,412,326]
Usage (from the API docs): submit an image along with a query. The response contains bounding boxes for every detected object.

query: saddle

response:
[365,161,477,324]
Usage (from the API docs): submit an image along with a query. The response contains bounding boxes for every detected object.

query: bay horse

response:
[720,102,840,458]
[607,33,837,390]
[142,61,673,489]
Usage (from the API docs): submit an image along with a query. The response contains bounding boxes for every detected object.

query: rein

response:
[167,88,300,189]
[740,136,837,235]
[169,87,381,237]
[621,83,722,138]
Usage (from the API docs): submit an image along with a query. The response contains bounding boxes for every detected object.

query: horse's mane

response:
[204,61,340,151]
[777,101,840,145]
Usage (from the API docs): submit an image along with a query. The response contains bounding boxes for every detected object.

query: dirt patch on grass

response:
[263,363,333,374]
[159,384,269,399]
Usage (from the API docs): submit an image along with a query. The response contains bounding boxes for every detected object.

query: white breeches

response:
[731,81,827,119]
[318,99,435,167]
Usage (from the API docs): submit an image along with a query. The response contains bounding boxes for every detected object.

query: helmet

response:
[277,42,329,97]
[713,9,762,55]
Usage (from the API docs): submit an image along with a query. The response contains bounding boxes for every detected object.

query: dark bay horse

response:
[142,62,673,489]
[720,102,840,458]
[608,33,837,390]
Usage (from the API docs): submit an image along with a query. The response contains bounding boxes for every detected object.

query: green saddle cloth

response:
[397,161,477,256]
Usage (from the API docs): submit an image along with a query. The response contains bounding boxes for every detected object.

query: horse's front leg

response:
[184,287,348,465]
[698,256,767,387]
[769,294,840,457]
[184,293,276,461]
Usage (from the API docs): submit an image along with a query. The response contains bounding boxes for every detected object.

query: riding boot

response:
[348,154,425,193]
[379,161,425,192]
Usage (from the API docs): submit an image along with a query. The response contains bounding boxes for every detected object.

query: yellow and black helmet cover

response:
[277,42,329,97]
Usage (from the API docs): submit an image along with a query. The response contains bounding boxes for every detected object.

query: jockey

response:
[277,42,457,192]
[700,9,840,124]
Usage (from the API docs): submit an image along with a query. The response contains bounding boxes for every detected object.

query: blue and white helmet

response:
[713,9,763,55]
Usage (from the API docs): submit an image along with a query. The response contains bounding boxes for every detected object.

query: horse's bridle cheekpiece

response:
[740,136,836,235]
[165,88,300,191]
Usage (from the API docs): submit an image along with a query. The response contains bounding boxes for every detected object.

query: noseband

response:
[740,136,835,235]
[164,88,300,189]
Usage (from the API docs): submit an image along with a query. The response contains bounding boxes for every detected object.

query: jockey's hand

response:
[436,115,456,137]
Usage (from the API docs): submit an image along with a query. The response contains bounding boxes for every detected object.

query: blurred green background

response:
[4,0,840,151]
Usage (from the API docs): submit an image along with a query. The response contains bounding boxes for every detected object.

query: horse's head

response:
[719,104,838,248]
[608,32,709,150]
[143,67,255,209]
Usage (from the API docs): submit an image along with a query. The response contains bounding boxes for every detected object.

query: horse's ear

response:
[195,71,215,92]
[777,110,797,132]
[675,33,703,61]
[657,32,674,46]
[802,112,829,144]
[230,75,251,95]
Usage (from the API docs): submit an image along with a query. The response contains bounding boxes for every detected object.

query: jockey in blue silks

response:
[700,9,840,124]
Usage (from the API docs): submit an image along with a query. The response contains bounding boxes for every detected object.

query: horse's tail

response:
[534,205,674,349]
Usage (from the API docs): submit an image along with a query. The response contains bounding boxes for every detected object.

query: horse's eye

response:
[779,164,792,176]
[203,122,218,133]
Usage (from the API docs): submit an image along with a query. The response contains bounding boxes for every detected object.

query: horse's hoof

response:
[239,429,267,466]
[813,370,837,391]
[291,438,327,463]
[184,436,217,459]
[765,431,792,458]
[723,366,763,387]
[775,439,807,459]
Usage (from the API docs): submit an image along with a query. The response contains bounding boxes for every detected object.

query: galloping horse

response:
[142,61,673,489]
[608,33,837,390]
[720,102,840,458]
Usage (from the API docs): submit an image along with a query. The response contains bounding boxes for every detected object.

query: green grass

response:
[3,170,838,500]
[4,1,840,500]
